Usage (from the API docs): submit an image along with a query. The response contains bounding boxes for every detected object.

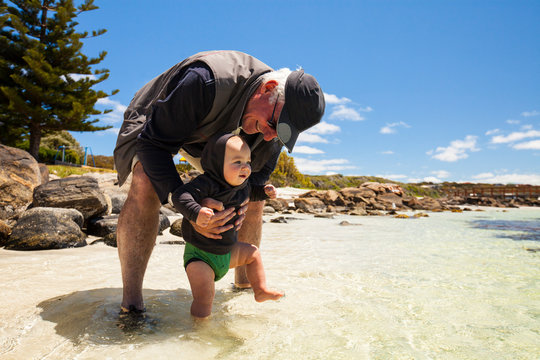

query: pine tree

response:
[0,0,117,159]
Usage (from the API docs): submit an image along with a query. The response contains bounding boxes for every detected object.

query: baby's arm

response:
[196,207,214,227]
[264,184,277,199]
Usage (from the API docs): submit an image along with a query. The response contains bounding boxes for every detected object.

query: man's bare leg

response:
[234,201,264,288]
[117,162,161,311]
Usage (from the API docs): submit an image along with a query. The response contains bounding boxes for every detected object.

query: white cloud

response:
[485,129,500,136]
[292,146,324,154]
[96,97,127,124]
[471,173,540,185]
[506,119,520,125]
[521,125,533,130]
[381,150,394,155]
[472,172,494,180]
[521,110,540,117]
[491,130,540,144]
[377,174,407,181]
[513,140,540,150]
[306,121,340,135]
[323,93,351,105]
[329,104,365,121]
[380,121,411,134]
[430,135,479,162]
[297,133,328,143]
[294,158,355,174]
[359,106,373,112]
[432,170,450,179]
[423,176,442,183]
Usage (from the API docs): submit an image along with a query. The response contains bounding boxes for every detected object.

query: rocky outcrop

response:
[294,197,326,213]
[5,207,86,250]
[0,219,11,247]
[32,176,110,221]
[0,145,43,219]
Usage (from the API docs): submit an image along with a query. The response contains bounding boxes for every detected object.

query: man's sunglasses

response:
[267,94,280,130]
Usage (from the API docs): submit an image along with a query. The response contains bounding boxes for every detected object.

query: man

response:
[114,50,325,313]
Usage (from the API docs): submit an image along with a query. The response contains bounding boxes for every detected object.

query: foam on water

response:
[1,208,539,359]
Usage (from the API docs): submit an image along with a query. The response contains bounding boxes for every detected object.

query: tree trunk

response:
[29,122,42,161]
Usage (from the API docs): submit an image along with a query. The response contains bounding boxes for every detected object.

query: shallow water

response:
[1,208,539,359]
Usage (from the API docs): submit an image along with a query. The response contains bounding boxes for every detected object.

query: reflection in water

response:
[470,219,540,241]
[37,287,249,354]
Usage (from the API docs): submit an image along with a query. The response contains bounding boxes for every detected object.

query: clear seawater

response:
[0,208,539,359]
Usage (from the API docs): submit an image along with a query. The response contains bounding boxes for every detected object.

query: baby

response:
[171,133,284,318]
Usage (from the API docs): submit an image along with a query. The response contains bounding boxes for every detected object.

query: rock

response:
[293,197,326,213]
[110,193,127,214]
[160,240,185,245]
[417,197,443,211]
[263,206,276,215]
[413,212,429,218]
[0,145,42,219]
[361,182,387,194]
[394,214,409,219]
[265,198,289,212]
[92,233,117,247]
[367,210,384,216]
[340,187,376,201]
[87,213,169,237]
[270,216,288,223]
[87,215,119,237]
[158,214,171,234]
[170,218,183,237]
[314,213,334,219]
[376,193,404,209]
[32,176,109,221]
[160,205,178,217]
[0,219,12,247]
[402,196,423,210]
[5,207,86,250]
[38,163,49,185]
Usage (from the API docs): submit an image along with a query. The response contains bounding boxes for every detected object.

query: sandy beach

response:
[1,204,539,359]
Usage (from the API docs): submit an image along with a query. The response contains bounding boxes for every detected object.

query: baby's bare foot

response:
[254,289,284,302]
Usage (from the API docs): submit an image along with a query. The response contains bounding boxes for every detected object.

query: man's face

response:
[241,83,283,142]
[223,136,252,187]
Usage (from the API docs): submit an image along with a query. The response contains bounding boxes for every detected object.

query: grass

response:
[47,165,116,178]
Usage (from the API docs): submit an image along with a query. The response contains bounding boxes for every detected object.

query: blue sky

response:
[71,0,540,184]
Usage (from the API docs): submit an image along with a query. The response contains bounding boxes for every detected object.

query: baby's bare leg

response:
[230,242,283,302]
[186,261,215,318]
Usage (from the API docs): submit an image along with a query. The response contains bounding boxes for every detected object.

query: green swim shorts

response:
[183,242,231,282]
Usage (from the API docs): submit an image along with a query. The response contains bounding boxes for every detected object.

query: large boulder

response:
[87,213,170,237]
[0,219,12,247]
[293,197,326,213]
[0,145,42,219]
[402,195,423,210]
[265,198,289,212]
[376,193,406,210]
[340,187,376,201]
[4,207,86,250]
[32,176,109,221]
[418,197,444,211]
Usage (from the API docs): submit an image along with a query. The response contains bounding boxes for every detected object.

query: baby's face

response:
[223,136,251,186]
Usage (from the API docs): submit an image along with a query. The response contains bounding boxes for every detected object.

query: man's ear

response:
[261,80,278,93]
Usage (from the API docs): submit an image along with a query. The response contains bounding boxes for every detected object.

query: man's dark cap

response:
[277,70,325,152]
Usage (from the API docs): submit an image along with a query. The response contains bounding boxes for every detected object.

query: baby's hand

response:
[196,207,214,227]
[264,184,277,199]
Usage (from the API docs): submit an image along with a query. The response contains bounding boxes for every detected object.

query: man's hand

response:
[234,198,249,231]
[190,198,235,239]
[264,184,277,199]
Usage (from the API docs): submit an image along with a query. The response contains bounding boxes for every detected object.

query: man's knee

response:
[128,162,160,207]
